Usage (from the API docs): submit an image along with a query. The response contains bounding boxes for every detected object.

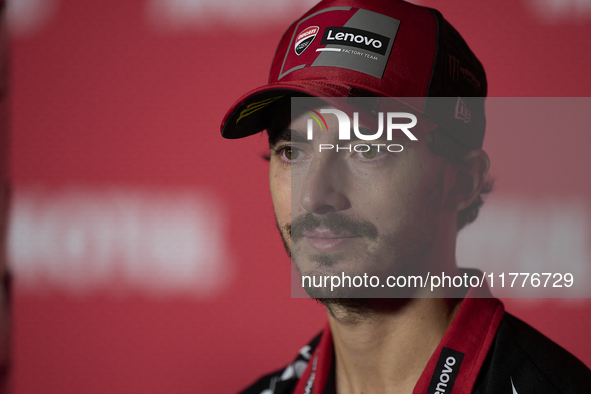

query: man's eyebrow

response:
[353,126,407,143]
[269,128,309,145]
[268,126,409,146]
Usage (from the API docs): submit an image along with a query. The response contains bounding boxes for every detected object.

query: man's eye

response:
[355,146,383,160]
[283,147,299,160]
[361,147,378,159]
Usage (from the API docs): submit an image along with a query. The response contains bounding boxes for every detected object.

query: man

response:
[220,0,591,393]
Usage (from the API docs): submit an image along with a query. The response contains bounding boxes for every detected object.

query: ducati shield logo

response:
[295,26,319,56]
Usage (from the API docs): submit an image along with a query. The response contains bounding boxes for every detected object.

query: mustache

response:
[288,212,379,242]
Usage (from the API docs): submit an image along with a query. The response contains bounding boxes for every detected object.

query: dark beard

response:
[275,165,445,311]
[276,219,292,257]
[315,298,415,325]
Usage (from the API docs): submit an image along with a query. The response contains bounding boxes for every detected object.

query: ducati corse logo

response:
[295,26,319,56]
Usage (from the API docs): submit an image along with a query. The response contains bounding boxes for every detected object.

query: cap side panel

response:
[379,5,438,98]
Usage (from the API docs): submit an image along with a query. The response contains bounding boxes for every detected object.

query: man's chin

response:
[313,297,372,310]
[312,297,414,320]
[300,271,422,300]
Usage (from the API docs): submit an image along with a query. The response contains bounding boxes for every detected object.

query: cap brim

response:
[221,80,438,139]
[221,81,355,139]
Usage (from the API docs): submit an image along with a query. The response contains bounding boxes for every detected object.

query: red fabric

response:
[294,324,334,394]
[413,288,505,394]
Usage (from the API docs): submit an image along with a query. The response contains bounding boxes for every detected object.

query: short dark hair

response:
[425,127,493,231]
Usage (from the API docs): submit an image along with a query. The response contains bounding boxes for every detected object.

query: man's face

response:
[269,105,450,298]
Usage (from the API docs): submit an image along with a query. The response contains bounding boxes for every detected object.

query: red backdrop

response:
[8,0,591,392]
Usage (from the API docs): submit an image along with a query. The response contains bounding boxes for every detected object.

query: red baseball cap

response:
[221,0,487,149]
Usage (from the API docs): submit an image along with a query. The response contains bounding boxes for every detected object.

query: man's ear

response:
[442,149,490,212]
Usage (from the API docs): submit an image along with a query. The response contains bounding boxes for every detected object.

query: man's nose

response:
[300,156,350,214]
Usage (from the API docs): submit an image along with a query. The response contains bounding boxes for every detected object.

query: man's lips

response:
[303,230,359,251]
